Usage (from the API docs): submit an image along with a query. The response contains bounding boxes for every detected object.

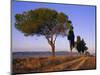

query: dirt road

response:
[43,56,91,72]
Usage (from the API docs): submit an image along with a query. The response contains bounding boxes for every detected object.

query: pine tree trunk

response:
[51,44,55,57]
[45,36,56,57]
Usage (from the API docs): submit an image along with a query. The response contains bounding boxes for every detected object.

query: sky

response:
[12,1,96,53]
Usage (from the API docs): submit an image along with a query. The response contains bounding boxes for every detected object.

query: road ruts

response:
[43,56,88,72]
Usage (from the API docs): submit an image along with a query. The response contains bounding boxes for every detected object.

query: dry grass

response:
[12,56,96,74]
[78,56,96,70]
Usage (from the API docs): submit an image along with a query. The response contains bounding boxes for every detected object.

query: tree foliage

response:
[76,36,88,54]
[15,8,71,56]
[66,20,75,54]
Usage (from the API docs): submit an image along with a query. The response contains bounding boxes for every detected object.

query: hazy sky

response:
[12,1,96,53]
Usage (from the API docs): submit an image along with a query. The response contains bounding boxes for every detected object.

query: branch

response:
[45,36,52,45]
[45,34,56,46]
[53,35,57,45]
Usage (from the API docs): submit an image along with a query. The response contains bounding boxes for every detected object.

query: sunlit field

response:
[12,55,96,74]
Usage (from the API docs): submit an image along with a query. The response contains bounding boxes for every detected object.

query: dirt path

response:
[71,57,88,70]
[43,56,88,72]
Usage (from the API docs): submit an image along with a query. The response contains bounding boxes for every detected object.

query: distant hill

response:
[12,51,79,58]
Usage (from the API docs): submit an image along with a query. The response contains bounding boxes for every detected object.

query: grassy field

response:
[12,55,96,74]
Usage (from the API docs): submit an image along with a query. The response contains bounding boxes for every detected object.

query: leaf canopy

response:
[15,8,71,36]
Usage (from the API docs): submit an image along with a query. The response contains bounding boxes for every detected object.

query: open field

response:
[12,55,96,74]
